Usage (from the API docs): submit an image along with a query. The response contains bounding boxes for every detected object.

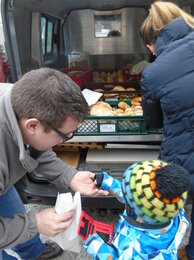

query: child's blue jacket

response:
[84,172,189,260]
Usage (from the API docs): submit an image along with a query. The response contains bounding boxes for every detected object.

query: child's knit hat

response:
[122,160,190,224]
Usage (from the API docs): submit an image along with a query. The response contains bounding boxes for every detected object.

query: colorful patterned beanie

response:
[122,160,190,224]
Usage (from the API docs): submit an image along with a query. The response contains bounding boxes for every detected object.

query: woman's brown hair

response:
[140,1,194,46]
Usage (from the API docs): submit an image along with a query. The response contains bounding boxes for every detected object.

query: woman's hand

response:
[69,171,109,196]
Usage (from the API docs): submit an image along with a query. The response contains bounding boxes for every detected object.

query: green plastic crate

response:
[75,116,148,135]
[147,127,163,134]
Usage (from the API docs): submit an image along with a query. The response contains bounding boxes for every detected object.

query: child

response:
[84,160,190,259]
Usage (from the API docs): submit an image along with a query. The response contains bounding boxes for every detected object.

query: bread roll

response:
[118,101,130,110]
[103,93,119,98]
[90,107,115,116]
[100,72,107,81]
[117,113,125,116]
[113,86,125,91]
[132,96,142,102]
[134,108,143,116]
[112,71,118,82]
[107,72,113,83]
[93,77,105,83]
[95,101,112,110]
[133,105,143,116]
[133,105,143,110]
[90,101,115,116]
[125,87,136,91]
[118,70,124,82]
[94,88,104,92]
[131,97,142,106]
[124,107,135,116]
[114,108,124,116]
[131,101,141,106]
[67,71,83,76]
[93,72,100,77]
[134,111,143,116]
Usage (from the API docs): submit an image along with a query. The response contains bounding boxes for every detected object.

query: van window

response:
[47,21,53,53]
[94,14,121,38]
[41,17,46,54]
[41,16,54,55]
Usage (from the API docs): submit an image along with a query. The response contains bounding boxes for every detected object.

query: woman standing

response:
[140,2,194,259]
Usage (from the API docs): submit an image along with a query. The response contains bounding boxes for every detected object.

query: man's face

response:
[30,116,79,151]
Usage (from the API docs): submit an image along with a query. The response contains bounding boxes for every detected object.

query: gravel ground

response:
[5,203,192,259]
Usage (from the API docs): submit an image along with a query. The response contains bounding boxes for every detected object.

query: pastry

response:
[131,101,141,106]
[125,87,136,91]
[103,93,119,98]
[132,96,142,102]
[118,70,124,82]
[114,108,125,116]
[124,107,135,116]
[113,86,125,91]
[94,88,104,92]
[118,101,130,110]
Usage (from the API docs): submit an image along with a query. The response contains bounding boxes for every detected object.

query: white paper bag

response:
[50,192,83,253]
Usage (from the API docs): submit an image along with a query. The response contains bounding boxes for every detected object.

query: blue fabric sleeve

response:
[84,233,117,259]
[101,172,125,204]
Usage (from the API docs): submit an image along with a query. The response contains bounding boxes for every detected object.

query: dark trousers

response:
[0,186,44,259]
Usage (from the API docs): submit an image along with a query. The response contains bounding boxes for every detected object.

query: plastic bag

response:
[50,192,83,253]
[68,51,90,68]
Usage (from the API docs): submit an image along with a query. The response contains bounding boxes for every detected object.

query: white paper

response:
[50,192,83,253]
[82,88,103,106]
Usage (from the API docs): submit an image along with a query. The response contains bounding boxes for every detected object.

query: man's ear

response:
[24,118,40,134]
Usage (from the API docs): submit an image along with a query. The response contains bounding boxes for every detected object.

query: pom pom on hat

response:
[122,160,190,224]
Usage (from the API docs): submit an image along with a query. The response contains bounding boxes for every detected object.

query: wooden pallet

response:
[53,142,103,151]
[55,150,80,168]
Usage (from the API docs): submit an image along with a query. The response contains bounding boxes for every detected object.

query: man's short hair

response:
[11,68,89,130]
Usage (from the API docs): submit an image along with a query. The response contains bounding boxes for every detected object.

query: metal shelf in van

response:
[67,134,163,143]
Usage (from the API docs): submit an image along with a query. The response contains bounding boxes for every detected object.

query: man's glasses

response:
[48,124,74,142]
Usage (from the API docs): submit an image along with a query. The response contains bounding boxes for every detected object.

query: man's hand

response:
[36,208,74,237]
[69,171,109,196]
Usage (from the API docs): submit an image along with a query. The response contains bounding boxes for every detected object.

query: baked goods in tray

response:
[90,101,115,116]
[89,101,143,116]
[87,81,141,102]
[94,85,131,99]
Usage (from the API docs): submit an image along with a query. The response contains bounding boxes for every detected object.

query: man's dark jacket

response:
[141,17,194,176]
